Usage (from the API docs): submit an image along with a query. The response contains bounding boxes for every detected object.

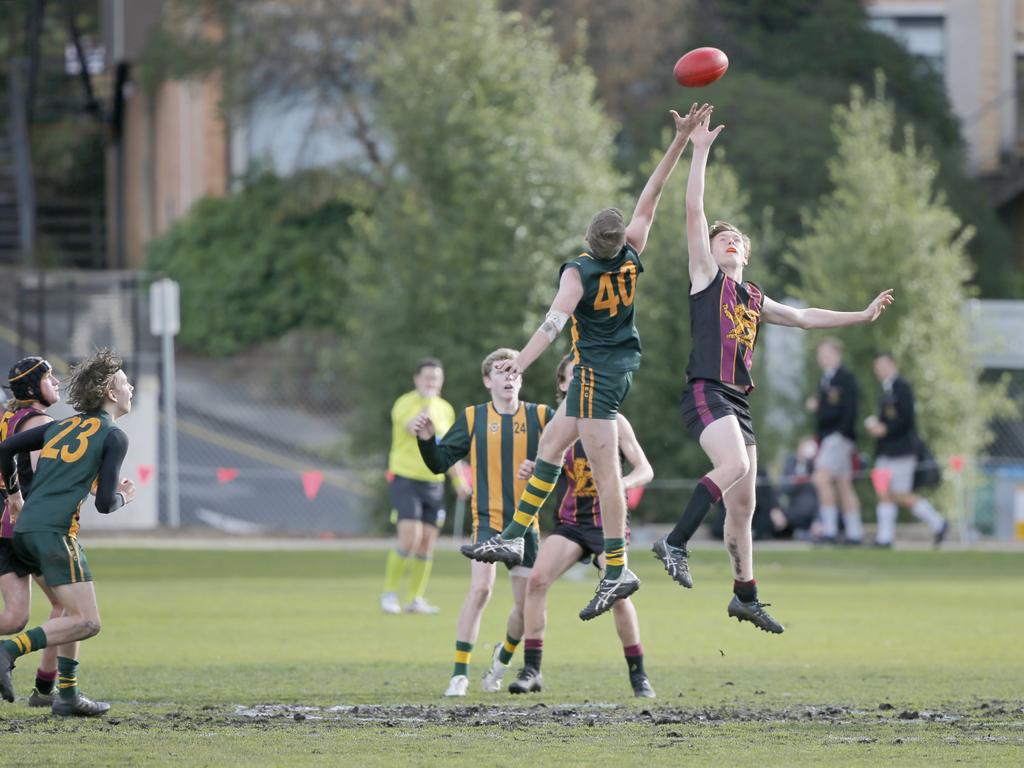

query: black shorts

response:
[681,378,756,446]
[549,523,632,570]
[0,536,32,578]
[389,476,446,528]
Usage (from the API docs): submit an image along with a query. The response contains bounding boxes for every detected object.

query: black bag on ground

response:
[913,436,941,490]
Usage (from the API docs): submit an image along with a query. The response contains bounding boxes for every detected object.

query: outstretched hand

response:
[411,413,436,440]
[493,357,524,379]
[688,110,724,149]
[864,289,895,322]
[671,102,713,138]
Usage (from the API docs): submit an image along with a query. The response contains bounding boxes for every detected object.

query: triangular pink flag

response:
[217,467,240,485]
[626,486,645,511]
[870,467,892,496]
[137,465,154,485]
[948,454,965,473]
[302,471,324,501]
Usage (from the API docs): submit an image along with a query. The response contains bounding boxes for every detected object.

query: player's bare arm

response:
[495,268,584,377]
[685,112,725,291]
[624,102,712,254]
[760,289,894,329]
[615,414,653,490]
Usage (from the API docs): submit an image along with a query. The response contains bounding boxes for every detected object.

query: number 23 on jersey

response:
[40,416,102,463]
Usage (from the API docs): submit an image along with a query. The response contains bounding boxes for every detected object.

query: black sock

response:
[624,644,645,678]
[35,669,57,695]
[524,639,543,672]
[666,477,723,547]
[733,578,758,603]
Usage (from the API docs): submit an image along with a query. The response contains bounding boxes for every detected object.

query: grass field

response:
[0,545,1021,766]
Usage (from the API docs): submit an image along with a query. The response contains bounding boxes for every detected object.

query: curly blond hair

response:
[66,349,123,412]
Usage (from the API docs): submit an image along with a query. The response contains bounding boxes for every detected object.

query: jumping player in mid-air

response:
[0,349,136,715]
[651,111,894,633]
[413,349,553,697]
[508,355,655,697]
[461,103,714,622]
[0,357,69,708]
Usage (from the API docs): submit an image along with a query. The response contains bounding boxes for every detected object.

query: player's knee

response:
[527,571,552,595]
[78,618,101,639]
[469,585,493,608]
[0,613,28,634]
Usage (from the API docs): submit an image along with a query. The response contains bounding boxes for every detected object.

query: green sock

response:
[383,549,408,594]
[604,538,627,580]
[502,459,561,538]
[2,627,47,659]
[453,641,473,677]
[497,634,520,665]
[405,556,433,602]
[57,656,79,701]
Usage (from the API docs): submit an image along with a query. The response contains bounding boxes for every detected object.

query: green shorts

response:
[566,366,634,420]
[474,525,538,571]
[12,531,92,586]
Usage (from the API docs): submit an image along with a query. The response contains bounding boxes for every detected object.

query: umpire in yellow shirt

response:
[381,358,468,615]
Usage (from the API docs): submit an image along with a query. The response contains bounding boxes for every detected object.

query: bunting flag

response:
[302,471,324,501]
[216,467,240,485]
[870,467,892,496]
[625,486,645,511]
[137,465,154,485]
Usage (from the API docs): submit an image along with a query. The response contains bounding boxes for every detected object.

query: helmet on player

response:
[8,357,56,406]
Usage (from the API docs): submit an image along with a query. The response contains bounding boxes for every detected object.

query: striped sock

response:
[502,459,561,539]
[405,556,433,602]
[603,537,627,580]
[1,627,47,659]
[453,641,473,677]
[383,549,409,594]
[57,656,78,701]
[497,634,520,665]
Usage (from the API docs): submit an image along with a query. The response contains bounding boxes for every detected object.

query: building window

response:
[869,15,946,76]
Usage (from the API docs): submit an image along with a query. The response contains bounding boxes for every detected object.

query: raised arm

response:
[616,414,653,490]
[760,290,894,329]
[415,411,471,475]
[685,112,725,290]
[624,103,712,255]
[494,267,584,377]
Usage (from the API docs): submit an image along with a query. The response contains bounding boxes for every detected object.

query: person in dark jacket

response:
[865,353,947,547]
[806,338,863,544]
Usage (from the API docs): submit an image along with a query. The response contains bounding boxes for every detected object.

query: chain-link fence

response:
[1,266,1022,541]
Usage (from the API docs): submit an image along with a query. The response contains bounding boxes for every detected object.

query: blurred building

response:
[865,0,1024,265]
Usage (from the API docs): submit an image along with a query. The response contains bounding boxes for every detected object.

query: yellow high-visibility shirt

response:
[387,390,456,482]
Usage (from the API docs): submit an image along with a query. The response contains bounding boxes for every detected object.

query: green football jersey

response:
[561,245,644,372]
[15,411,120,537]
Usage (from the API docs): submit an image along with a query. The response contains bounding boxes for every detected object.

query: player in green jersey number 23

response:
[0,350,135,716]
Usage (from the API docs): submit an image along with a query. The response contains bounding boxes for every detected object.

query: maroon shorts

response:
[680,378,756,446]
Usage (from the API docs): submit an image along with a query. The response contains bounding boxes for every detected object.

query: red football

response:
[674,47,729,87]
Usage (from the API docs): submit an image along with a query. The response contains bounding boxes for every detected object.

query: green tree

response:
[147,171,358,355]
[788,82,1014,507]
[338,0,623,457]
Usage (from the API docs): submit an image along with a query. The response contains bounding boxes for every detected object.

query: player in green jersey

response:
[462,103,713,621]
[0,357,72,708]
[412,349,552,697]
[0,349,136,716]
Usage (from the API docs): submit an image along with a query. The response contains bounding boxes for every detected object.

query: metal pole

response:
[161,328,180,528]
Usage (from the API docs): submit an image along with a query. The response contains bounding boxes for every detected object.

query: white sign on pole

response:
[150,278,181,528]
[150,278,180,337]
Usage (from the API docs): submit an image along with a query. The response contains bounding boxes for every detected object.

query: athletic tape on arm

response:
[540,311,569,342]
